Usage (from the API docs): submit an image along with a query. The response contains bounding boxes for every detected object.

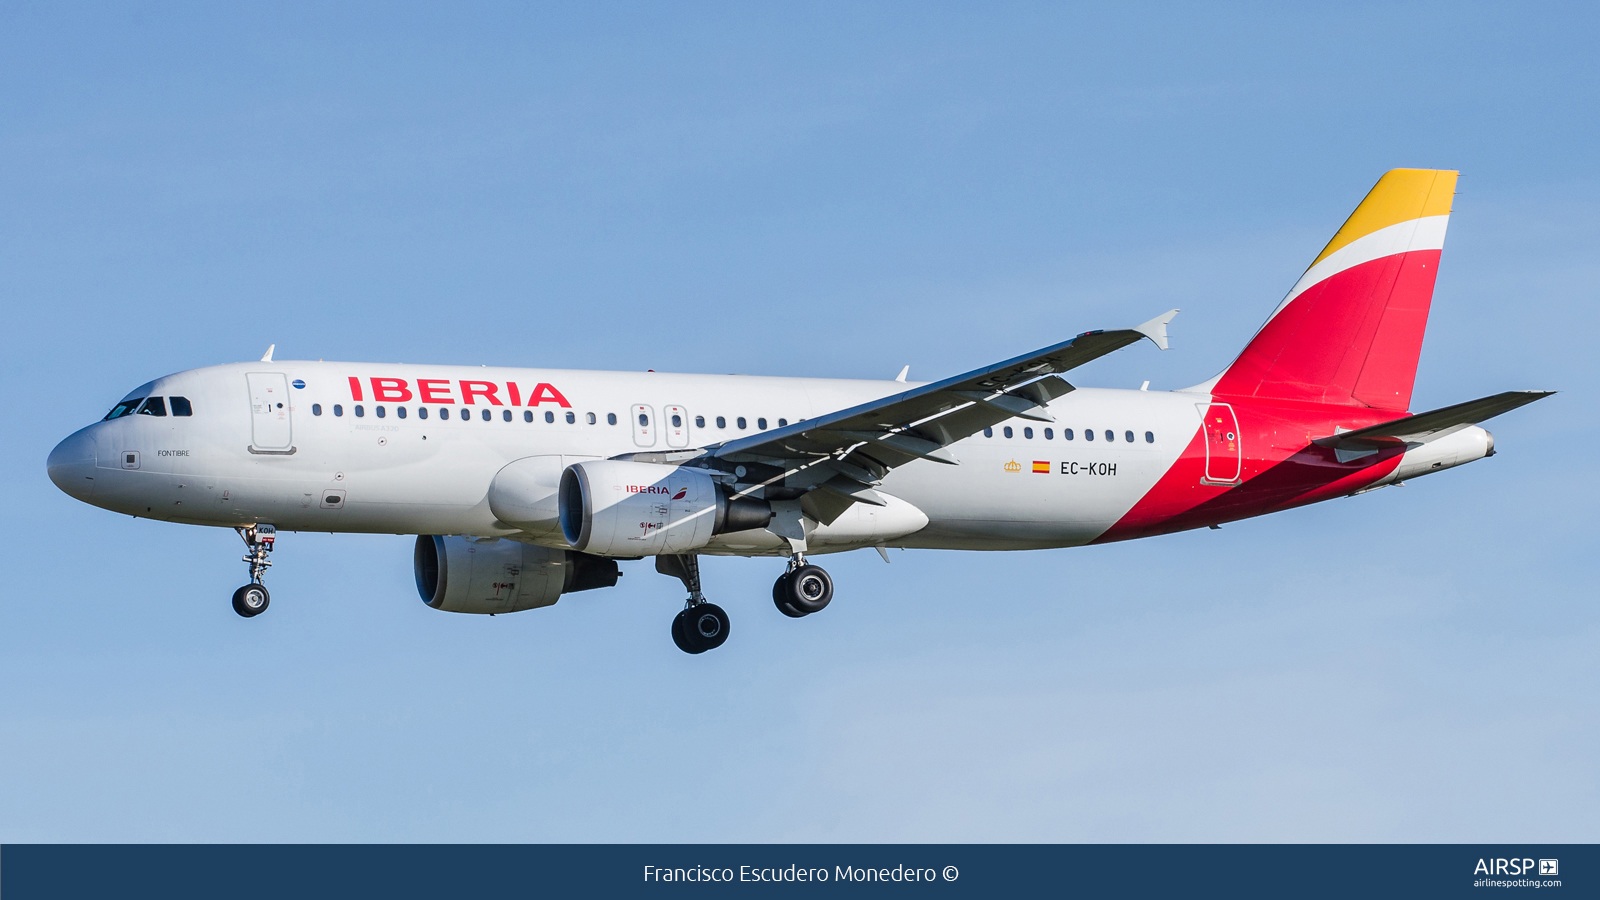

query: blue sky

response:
[2,3,1595,841]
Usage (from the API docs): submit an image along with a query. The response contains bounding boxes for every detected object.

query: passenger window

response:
[1145,431,1154,443]
[638,413,648,427]
[607,413,617,425]
[1084,428,1092,441]
[778,418,788,427]
[104,398,145,420]
[334,404,344,417]
[983,427,993,438]
[1023,427,1033,439]
[501,410,510,422]
[376,406,386,418]
[1044,428,1053,440]
[1064,428,1073,440]
[419,407,429,420]
[757,417,767,430]
[586,412,596,424]
[481,409,491,422]
[170,396,193,416]
[1125,430,1134,443]
[737,417,747,430]
[545,411,555,423]
[459,409,469,421]
[1105,430,1114,442]
[138,397,168,416]
[523,411,532,423]
[566,411,576,424]
[672,414,682,427]
[695,415,705,428]
[355,405,365,417]
[716,416,726,429]
[1003,426,1013,438]
[397,407,407,419]
[312,403,322,416]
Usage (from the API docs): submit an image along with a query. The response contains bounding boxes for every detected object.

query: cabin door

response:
[1201,402,1241,484]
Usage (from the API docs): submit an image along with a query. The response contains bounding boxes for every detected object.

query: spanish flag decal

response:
[1032,461,1050,474]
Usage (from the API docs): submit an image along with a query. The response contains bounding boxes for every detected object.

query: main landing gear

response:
[655,551,836,654]
[773,553,833,618]
[232,524,276,618]
[657,554,729,655]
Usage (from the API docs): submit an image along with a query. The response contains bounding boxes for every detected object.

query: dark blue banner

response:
[3,844,1592,898]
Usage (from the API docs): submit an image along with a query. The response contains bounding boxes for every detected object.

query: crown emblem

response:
[1003,459,1022,473]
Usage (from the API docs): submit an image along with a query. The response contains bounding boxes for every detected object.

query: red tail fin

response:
[1210,169,1458,412]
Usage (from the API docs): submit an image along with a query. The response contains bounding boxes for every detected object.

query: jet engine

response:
[414,535,619,614]
[558,460,773,556]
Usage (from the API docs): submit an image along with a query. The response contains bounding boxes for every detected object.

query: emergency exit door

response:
[663,405,689,448]
[1201,402,1241,484]
[247,372,293,451]
[631,404,656,448]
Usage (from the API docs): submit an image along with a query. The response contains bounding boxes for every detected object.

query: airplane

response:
[46,169,1552,654]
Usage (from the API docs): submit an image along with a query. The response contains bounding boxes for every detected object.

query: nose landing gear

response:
[657,554,729,654]
[232,524,276,618]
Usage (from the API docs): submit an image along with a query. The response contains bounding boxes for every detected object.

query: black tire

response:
[688,603,729,651]
[784,565,833,614]
[232,583,270,618]
[671,609,699,654]
[772,571,807,618]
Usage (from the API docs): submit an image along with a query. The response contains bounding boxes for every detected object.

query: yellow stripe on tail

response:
[1309,169,1458,268]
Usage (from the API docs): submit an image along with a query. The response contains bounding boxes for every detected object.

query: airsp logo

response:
[1474,858,1552,876]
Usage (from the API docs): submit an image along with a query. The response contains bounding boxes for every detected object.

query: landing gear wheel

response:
[784,564,833,614]
[671,609,694,653]
[772,572,807,618]
[672,603,730,654]
[232,583,270,618]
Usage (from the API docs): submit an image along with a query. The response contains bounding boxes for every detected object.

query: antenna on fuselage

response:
[895,365,909,383]
[261,344,275,362]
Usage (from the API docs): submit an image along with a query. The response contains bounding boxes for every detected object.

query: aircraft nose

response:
[47,428,97,500]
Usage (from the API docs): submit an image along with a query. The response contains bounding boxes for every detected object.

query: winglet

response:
[1134,310,1179,351]
[261,344,275,362]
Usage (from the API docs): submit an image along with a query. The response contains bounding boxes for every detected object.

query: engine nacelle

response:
[559,460,773,557]
[414,535,619,614]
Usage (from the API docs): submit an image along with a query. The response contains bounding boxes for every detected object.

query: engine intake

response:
[414,535,619,614]
[559,460,772,557]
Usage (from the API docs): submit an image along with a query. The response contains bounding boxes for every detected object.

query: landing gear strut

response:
[772,552,833,617]
[232,524,276,618]
[657,554,729,654]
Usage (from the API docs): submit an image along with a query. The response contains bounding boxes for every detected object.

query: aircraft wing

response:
[1315,390,1554,453]
[695,310,1177,521]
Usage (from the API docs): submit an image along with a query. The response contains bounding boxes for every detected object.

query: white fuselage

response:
[50,361,1205,554]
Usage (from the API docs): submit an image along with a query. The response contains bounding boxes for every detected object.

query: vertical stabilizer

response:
[1208,169,1458,411]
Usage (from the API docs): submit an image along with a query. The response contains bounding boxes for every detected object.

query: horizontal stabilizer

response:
[1316,390,1554,452]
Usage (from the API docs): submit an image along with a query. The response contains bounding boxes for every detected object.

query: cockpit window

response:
[137,397,168,417]
[170,396,193,416]
[104,398,146,420]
